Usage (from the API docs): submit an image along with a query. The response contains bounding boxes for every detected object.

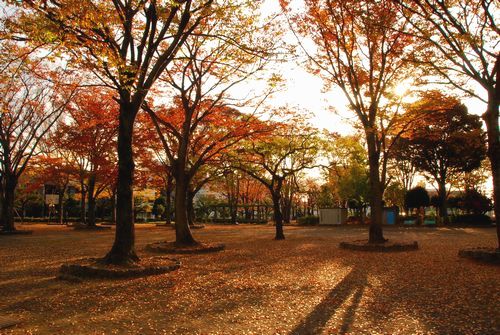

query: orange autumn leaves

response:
[137,96,274,173]
[39,88,119,198]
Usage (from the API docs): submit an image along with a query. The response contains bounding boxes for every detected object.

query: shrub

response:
[297,216,319,225]
[404,186,430,210]
[461,189,493,215]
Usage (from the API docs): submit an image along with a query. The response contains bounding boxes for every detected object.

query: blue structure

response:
[383,207,399,225]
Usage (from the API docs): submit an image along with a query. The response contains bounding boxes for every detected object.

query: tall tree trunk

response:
[437,180,448,224]
[483,82,500,247]
[272,192,285,240]
[366,135,386,243]
[104,102,139,264]
[173,165,196,245]
[87,174,96,227]
[1,175,17,232]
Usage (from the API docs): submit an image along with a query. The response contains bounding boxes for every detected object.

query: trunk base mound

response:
[146,241,225,254]
[58,256,180,280]
[340,240,418,252]
[458,247,500,265]
[0,229,33,235]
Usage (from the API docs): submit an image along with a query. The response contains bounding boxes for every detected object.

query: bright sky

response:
[257,0,491,192]
[258,0,488,136]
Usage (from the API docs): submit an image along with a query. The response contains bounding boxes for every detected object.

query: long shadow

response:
[338,283,365,335]
[290,266,367,335]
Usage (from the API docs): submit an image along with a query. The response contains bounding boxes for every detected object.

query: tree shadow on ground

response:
[290,266,367,335]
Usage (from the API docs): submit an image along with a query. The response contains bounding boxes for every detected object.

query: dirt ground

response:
[0,224,498,334]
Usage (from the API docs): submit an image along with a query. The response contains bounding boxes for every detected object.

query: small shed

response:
[319,208,348,225]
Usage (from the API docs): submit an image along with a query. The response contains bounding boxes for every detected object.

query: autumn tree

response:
[51,88,118,227]
[394,0,499,245]
[283,0,415,243]
[455,160,491,194]
[134,113,175,225]
[31,155,73,225]
[219,168,241,224]
[236,173,269,219]
[0,45,75,232]
[316,183,335,209]
[323,133,371,222]
[143,4,280,245]
[8,0,217,263]
[145,98,269,244]
[280,173,300,224]
[384,181,406,209]
[13,166,44,223]
[211,169,269,223]
[233,122,320,240]
[387,137,418,192]
[401,91,487,223]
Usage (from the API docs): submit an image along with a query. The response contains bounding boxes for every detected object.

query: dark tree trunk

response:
[104,102,139,264]
[272,192,285,240]
[1,175,17,232]
[87,174,96,227]
[173,165,196,245]
[437,180,448,224]
[366,135,386,243]
[271,177,285,240]
[483,84,500,248]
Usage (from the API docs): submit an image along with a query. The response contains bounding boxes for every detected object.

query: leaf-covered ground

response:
[0,224,498,334]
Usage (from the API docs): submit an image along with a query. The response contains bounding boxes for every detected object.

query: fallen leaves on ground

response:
[0,224,498,334]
